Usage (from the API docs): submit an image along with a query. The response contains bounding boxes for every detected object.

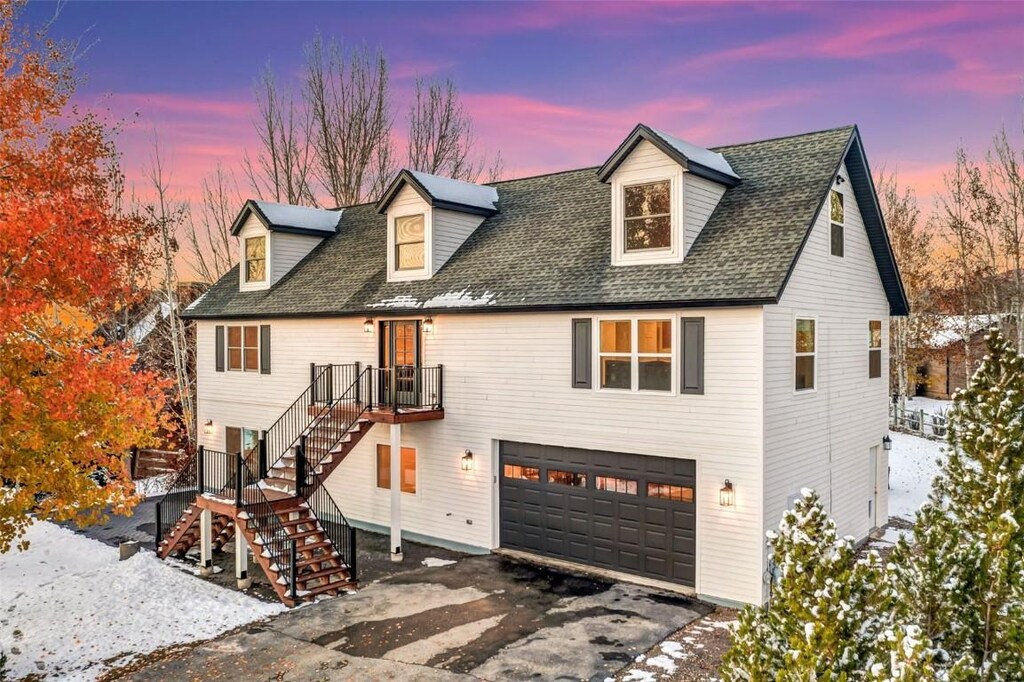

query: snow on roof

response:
[253,201,341,233]
[407,170,499,212]
[647,127,740,180]
[927,314,1000,348]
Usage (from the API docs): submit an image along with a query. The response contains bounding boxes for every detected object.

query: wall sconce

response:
[883,435,892,451]
[719,479,734,507]
[203,419,214,435]
[363,318,374,333]
[461,449,474,471]
[423,317,434,333]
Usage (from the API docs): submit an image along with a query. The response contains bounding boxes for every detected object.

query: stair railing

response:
[154,445,200,550]
[235,455,299,600]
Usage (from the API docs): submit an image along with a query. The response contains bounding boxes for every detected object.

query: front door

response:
[869,446,879,528]
[380,320,421,407]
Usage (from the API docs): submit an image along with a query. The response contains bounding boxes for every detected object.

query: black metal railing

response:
[304,484,357,582]
[262,363,359,476]
[236,456,300,600]
[154,447,240,550]
[365,365,444,412]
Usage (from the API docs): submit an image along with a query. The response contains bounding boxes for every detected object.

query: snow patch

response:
[421,557,457,568]
[888,432,944,521]
[253,200,341,233]
[406,170,499,212]
[134,474,172,498]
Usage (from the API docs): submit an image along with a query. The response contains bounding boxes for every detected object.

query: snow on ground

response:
[0,522,284,681]
[134,473,172,498]
[902,396,952,415]
[421,557,457,568]
[888,431,945,521]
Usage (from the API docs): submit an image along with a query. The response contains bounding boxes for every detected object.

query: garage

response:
[499,441,696,586]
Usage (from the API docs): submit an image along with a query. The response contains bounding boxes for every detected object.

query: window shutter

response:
[571,318,592,389]
[260,324,271,374]
[681,317,704,394]
[215,325,225,372]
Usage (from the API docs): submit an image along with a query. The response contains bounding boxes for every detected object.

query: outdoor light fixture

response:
[835,175,846,185]
[363,318,374,333]
[883,435,892,451]
[203,419,214,435]
[423,317,434,333]
[719,479,734,507]
[461,449,474,471]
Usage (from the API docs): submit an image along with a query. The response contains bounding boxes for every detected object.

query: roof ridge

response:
[711,125,856,152]
[485,165,601,187]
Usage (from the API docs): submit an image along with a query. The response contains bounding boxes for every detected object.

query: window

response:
[795,318,816,391]
[225,426,259,463]
[646,482,694,502]
[869,320,882,379]
[599,318,673,391]
[624,180,671,252]
[830,190,844,257]
[595,475,638,495]
[394,214,425,270]
[245,236,266,282]
[547,469,587,486]
[503,464,540,481]
[227,325,259,372]
[376,444,416,493]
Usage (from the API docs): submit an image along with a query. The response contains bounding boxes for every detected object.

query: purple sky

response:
[25,1,1024,209]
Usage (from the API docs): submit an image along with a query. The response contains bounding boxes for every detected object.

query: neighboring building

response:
[167,124,907,607]
[919,315,1013,399]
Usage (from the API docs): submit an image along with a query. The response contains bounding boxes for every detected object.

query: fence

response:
[889,403,949,440]
[130,447,186,479]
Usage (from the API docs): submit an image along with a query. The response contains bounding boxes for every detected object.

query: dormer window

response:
[624,180,671,252]
[244,236,266,283]
[395,214,426,271]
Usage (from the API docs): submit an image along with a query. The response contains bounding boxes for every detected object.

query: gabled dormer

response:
[230,200,341,291]
[598,124,740,266]
[376,170,499,282]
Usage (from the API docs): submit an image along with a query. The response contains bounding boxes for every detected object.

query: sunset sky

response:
[25,1,1024,215]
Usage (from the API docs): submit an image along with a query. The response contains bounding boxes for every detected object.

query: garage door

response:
[499,441,696,586]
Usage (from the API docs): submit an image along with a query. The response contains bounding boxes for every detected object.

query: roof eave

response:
[375,170,497,216]
[596,124,740,187]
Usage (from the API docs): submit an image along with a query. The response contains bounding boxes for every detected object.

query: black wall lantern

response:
[883,435,892,451]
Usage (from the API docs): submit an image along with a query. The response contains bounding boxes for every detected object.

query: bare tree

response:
[985,123,1024,351]
[185,164,239,283]
[243,64,316,206]
[878,168,937,403]
[304,36,393,206]
[485,149,505,183]
[407,78,483,182]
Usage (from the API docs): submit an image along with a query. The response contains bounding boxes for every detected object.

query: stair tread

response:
[296,553,340,568]
[296,565,351,582]
[302,579,355,597]
[289,529,325,541]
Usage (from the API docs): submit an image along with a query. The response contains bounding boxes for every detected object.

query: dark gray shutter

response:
[571,318,592,389]
[215,325,225,372]
[260,324,271,374]
[681,317,704,394]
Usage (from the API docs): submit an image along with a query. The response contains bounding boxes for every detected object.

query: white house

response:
[167,123,908,607]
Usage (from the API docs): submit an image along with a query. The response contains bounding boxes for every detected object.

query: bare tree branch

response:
[185,163,239,283]
[407,78,482,182]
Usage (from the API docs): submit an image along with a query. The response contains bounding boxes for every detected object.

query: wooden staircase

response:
[261,416,375,495]
[157,507,235,559]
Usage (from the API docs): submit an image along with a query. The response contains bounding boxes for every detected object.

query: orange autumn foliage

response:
[0,2,169,551]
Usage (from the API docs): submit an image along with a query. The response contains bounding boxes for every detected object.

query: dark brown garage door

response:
[499,441,696,586]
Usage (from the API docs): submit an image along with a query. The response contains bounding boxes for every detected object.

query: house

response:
[162,123,907,607]
[918,315,1009,399]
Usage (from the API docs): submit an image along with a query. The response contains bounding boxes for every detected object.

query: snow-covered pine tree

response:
[890,329,1024,680]
[721,489,887,681]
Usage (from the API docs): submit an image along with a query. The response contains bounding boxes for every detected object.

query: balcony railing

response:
[365,365,444,412]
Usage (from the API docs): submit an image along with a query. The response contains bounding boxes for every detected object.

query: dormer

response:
[376,170,499,282]
[230,200,341,291]
[598,124,740,266]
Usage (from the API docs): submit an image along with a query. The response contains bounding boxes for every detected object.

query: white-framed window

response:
[376,444,417,494]
[394,214,426,271]
[623,180,672,252]
[869,320,882,379]
[598,317,673,392]
[225,426,259,461]
[227,325,259,372]
[830,189,844,258]
[245,236,266,282]
[795,317,816,392]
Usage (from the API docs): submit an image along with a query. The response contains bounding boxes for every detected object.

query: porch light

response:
[883,435,892,452]
[461,449,474,471]
[423,317,434,333]
[719,479,734,507]
[203,419,214,435]
[363,318,374,333]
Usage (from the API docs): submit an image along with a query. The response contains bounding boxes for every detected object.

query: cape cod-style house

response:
[159,123,908,607]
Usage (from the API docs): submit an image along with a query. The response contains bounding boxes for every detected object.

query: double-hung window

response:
[624,180,671,252]
[394,214,425,270]
[245,236,266,282]
[830,190,845,257]
[599,318,673,392]
[227,325,259,372]
[868,320,882,379]
[795,318,816,391]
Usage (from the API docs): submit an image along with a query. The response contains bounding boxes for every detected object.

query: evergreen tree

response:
[722,490,887,681]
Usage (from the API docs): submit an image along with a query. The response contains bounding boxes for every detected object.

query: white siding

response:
[684,174,726,255]
[196,306,767,605]
[432,208,484,274]
[271,232,321,285]
[762,161,890,578]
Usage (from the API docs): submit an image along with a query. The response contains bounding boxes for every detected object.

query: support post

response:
[389,422,402,561]
[289,539,298,601]
[154,502,162,551]
[348,525,358,582]
[437,364,444,409]
[354,361,361,405]
[310,362,317,403]
[199,509,213,575]
[258,432,268,479]
[235,451,243,507]
[197,445,205,494]
[235,522,250,588]
[296,436,307,493]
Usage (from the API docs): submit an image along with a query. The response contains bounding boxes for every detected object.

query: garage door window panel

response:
[503,464,540,481]
[595,475,638,495]
[647,482,694,503]
[548,469,587,487]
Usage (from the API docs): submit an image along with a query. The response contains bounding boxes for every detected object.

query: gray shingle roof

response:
[185,125,907,320]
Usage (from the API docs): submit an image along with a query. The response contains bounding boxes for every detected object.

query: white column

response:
[235,521,250,588]
[199,509,213,576]
[390,422,403,561]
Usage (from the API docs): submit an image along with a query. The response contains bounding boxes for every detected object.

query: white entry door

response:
[868,446,880,528]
